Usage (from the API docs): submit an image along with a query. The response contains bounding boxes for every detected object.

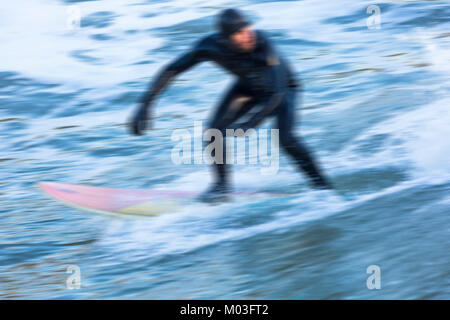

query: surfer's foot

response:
[198,181,231,203]
[311,177,334,191]
[312,178,354,201]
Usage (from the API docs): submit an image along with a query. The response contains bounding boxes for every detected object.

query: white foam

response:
[335,96,450,184]
[97,187,349,262]
[0,0,214,88]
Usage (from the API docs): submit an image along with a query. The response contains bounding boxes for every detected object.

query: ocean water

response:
[0,0,449,299]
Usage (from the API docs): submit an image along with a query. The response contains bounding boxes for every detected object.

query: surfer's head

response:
[217,8,256,52]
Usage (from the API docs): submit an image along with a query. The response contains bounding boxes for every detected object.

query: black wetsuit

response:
[137,30,331,190]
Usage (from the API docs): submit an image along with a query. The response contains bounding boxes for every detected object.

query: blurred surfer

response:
[130,8,333,200]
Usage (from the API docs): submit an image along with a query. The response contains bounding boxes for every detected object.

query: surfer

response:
[130,8,333,200]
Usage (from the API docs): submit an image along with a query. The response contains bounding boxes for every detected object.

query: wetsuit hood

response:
[216,8,251,38]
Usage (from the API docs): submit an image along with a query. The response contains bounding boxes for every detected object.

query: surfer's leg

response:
[205,81,256,193]
[276,89,333,189]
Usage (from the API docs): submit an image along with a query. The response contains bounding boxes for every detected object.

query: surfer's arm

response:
[139,39,210,107]
[130,38,210,135]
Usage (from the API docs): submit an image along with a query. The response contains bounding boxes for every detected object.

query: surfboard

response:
[38,181,292,217]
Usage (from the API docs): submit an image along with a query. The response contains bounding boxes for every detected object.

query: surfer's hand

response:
[130,104,151,135]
